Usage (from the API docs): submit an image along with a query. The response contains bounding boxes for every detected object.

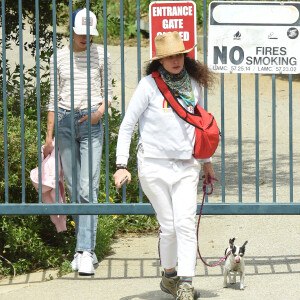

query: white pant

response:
[138,151,200,277]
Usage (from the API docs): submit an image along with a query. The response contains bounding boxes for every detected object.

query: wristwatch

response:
[116,164,127,170]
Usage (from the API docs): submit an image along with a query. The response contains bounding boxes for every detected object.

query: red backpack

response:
[152,71,220,159]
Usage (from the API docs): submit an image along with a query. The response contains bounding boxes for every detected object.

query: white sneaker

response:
[78,251,95,276]
[71,252,81,271]
[71,251,98,271]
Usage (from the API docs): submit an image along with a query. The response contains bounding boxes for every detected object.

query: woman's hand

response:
[113,169,132,189]
[43,141,54,158]
[44,111,55,158]
[78,110,102,124]
[203,162,215,183]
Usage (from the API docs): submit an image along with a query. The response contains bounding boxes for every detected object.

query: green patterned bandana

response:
[158,65,195,107]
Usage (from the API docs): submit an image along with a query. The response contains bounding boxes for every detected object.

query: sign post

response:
[149,1,197,60]
[208,1,300,74]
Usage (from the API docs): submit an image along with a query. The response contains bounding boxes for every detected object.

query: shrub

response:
[0,63,154,280]
[0,0,163,278]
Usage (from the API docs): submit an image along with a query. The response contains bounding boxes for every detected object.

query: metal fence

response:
[1,0,299,215]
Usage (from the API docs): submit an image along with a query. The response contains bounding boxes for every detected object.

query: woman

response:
[113,32,215,299]
[44,8,113,276]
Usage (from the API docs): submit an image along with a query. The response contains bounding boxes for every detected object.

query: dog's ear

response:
[229,238,235,248]
[240,241,248,253]
[241,241,248,248]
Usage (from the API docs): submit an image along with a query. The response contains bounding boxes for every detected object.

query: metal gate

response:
[1,0,299,216]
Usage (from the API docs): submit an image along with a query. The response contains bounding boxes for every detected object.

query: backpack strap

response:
[152,71,205,130]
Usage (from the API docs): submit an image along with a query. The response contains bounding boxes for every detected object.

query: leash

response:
[196,176,232,267]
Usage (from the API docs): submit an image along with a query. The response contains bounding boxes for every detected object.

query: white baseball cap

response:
[72,8,99,36]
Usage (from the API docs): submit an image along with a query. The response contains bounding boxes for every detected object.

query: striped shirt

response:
[48,43,113,111]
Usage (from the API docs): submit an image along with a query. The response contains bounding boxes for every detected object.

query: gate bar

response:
[255,74,259,203]
[18,0,26,203]
[103,0,110,203]
[289,74,293,202]
[1,203,299,215]
[272,75,276,203]
[238,73,242,202]
[35,0,42,204]
[221,73,225,203]
[52,0,60,204]
[2,0,9,203]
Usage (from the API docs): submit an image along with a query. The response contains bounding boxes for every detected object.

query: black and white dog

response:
[223,238,248,290]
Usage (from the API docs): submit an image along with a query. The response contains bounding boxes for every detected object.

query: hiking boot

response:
[160,271,180,298]
[71,251,98,271]
[78,251,95,276]
[176,282,195,300]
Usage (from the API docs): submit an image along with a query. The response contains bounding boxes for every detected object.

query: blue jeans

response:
[57,107,103,252]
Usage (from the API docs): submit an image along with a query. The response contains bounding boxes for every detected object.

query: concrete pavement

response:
[0,215,299,300]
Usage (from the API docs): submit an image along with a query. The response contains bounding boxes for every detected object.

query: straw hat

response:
[146,31,196,62]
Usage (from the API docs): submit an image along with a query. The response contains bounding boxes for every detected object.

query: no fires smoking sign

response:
[149,1,197,60]
[208,1,300,74]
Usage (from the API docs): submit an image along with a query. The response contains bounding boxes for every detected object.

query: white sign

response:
[208,1,300,74]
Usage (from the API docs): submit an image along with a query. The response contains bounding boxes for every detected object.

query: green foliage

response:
[93,0,147,40]
[1,0,212,56]
[0,117,40,202]
[0,58,156,278]
[0,215,76,277]
[94,215,118,260]
[115,215,158,234]
[54,0,151,40]
[0,61,50,202]
[1,0,211,55]
[1,0,68,59]
[0,52,155,280]
[196,1,204,25]
[0,0,160,279]
[57,260,72,277]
